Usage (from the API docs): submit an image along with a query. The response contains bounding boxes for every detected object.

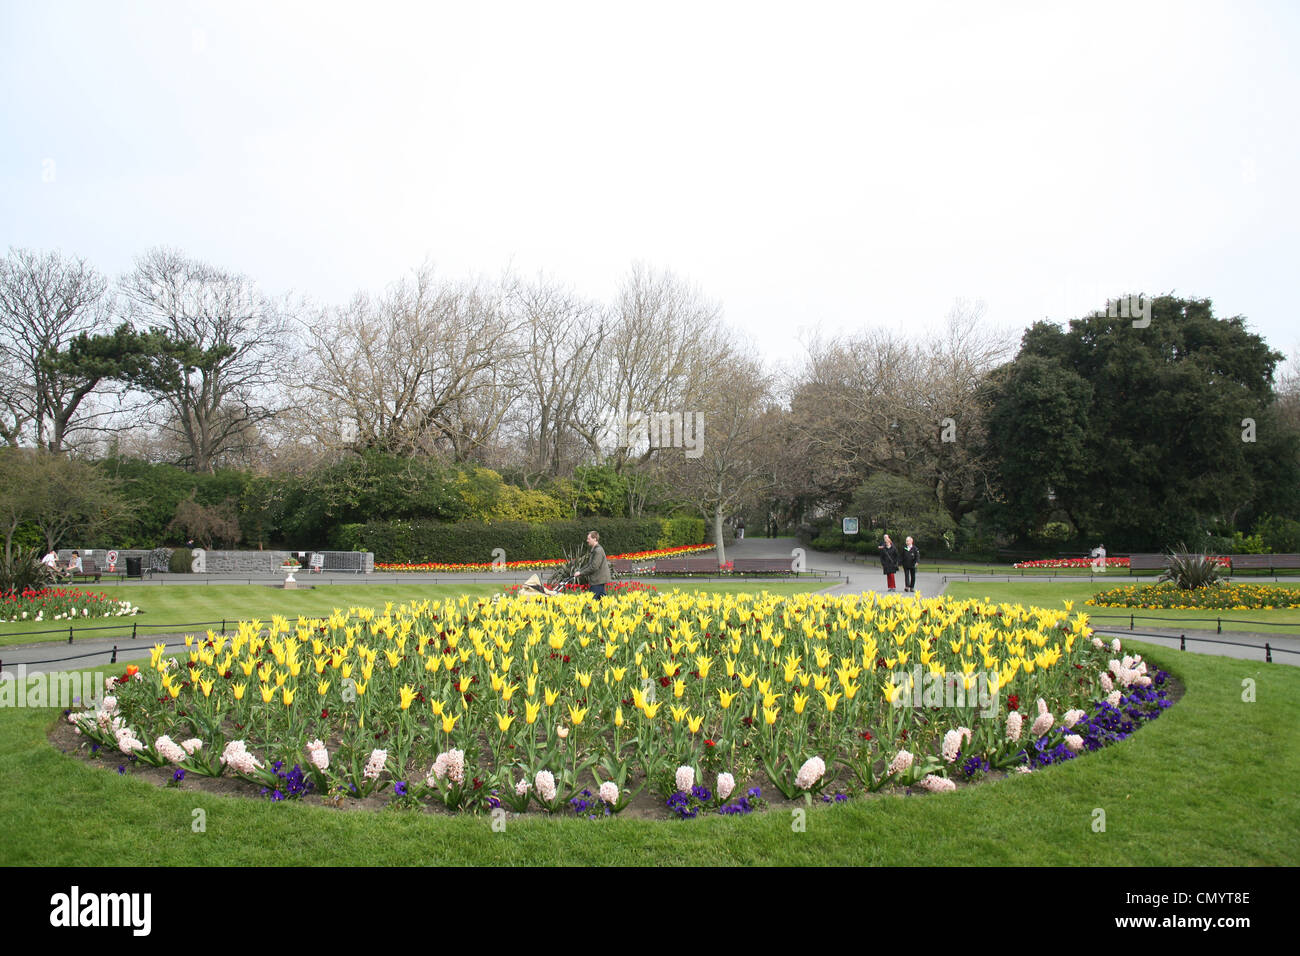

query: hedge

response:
[335,516,707,564]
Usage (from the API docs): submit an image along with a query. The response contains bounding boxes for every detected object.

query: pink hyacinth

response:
[306,739,329,772]
[535,770,557,802]
[1099,672,1114,693]
[363,749,388,780]
[1064,734,1084,753]
[1106,689,1122,708]
[675,765,695,793]
[221,740,264,775]
[598,781,619,805]
[445,749,465,785]
[1062,709,1087,729]
[795,756,826,790]
[180,738,203,755]
[1005,711,1023,742]
[888,750,913,775]
[1111,638,1122,652]
[1091,637,1104,649]
[515,777,531,797]
[941,728,970,764]
[918,774,956,793]
[1015,765,1034,774]
[717,772,735,802]
[154,735,188,764]
[1030,711,1055,737]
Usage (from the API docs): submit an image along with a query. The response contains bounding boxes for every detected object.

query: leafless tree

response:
[0,248,124,452]
[119,248,292,473]
[296,264,520,461]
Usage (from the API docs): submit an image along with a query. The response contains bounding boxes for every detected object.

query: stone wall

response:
[53,549,373,575]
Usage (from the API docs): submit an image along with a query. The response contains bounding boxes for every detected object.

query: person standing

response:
[878,534,900,591]
[579,530,612,600]
[736,517,745,540]
[900,536,920,592]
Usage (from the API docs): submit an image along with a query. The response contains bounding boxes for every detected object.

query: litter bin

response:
[125,556,142,578]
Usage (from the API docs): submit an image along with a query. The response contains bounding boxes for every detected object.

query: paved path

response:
[2,539,1294,674]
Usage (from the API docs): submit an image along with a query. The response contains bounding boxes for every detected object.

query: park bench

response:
[731,558,797,575]
[1230,553,1300,574]
[1128,554,1168,574]
[653,558,720,574]
[608,559,640,577]
[66,557,103,584]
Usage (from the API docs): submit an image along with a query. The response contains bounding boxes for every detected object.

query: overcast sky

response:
[3,0,1297,364]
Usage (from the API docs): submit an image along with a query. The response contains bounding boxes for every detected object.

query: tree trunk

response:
[713,504,726,567]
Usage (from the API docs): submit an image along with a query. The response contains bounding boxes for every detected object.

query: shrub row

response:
[332,516,707,563]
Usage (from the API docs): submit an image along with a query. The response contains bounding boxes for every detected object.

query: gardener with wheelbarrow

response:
[577,530,612,599]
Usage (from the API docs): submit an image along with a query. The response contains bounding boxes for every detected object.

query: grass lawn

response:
[942,581,1300,633]
[0,580,823,647]
[2,639,1296,865]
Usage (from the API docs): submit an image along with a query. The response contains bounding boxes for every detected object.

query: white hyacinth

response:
[1005,711,1023,742]
[918,774,956,793]
[717,772,735,802]
[515,777,531,797]
[535,770,557,802]
[888,750,913,775]
[306,739,329,772]
[795,756,826,790]
[941,728,971,763]
[675,765,695,793]
[598,781,619,805]
[363,749,388,781]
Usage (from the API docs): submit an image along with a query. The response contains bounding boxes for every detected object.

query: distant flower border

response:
[1087,582,1300,610]
[1,587,140,623]
[376,543,715,573]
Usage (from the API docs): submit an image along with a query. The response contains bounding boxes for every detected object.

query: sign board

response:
[310,553,325,572]
[842,517,859,535]
[107,550,118,572]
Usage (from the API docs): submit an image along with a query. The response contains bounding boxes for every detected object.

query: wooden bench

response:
[1231,553,1300,574]
[66,556,103,584]
[731,558,797,575]
[653,558,721,574]
[1128,554,1168,574]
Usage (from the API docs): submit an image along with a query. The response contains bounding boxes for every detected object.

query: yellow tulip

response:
[441,712,459,733]
[354,681,368,697]
[399,684,417,710]
[687,714,704,734]
[670,704,689,723]
[199,677,214,698]
[317,680,330,696]
[567,704,589,726]
[695,656,712,679]
[282,687,295,706]
[763,706,780,725]
[260,684,275,704]
[642,700,662,719]
[820,690,841,712]
[718,688,737,709]
[496,712,515,733]
[576,670,592,690]
[673,679,686,699]
[614,706,624,728]
[525,699,541,724]
[231,682,245,701]
[792,692,809,714]
[544,687,560,706]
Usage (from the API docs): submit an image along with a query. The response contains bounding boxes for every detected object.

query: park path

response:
[2,540,1293,675]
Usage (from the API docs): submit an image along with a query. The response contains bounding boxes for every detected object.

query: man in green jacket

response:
[580,530,612,599]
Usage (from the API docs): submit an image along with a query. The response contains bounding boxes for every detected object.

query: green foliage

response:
[1230,532,1267,554]
[1253,514,1300,554]
[490,484,567,522]
[0,547,47,595]
[847,473,956,548]
[982,296,1300,549]
[1034,521,1075,545]
[1158,547,1223,590]
[656,516,706,548]
[168,547,193,574]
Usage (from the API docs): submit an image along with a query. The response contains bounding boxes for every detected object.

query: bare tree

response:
[119,248,291,473]
[503,274,609,481]
[296,265,520,460]
[0,248,128,452]
[602,263,735,471]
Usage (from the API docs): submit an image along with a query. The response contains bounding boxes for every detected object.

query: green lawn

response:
[0,580,823,647]
[942,581,1300,633]
[3,640,1296,865]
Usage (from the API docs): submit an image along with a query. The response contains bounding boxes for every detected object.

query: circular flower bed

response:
[1087,582,1300,610]
[63,593,1173,817]
[2,587,140,623]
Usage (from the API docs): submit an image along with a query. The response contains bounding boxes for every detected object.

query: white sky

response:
[3,0,1298,364]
